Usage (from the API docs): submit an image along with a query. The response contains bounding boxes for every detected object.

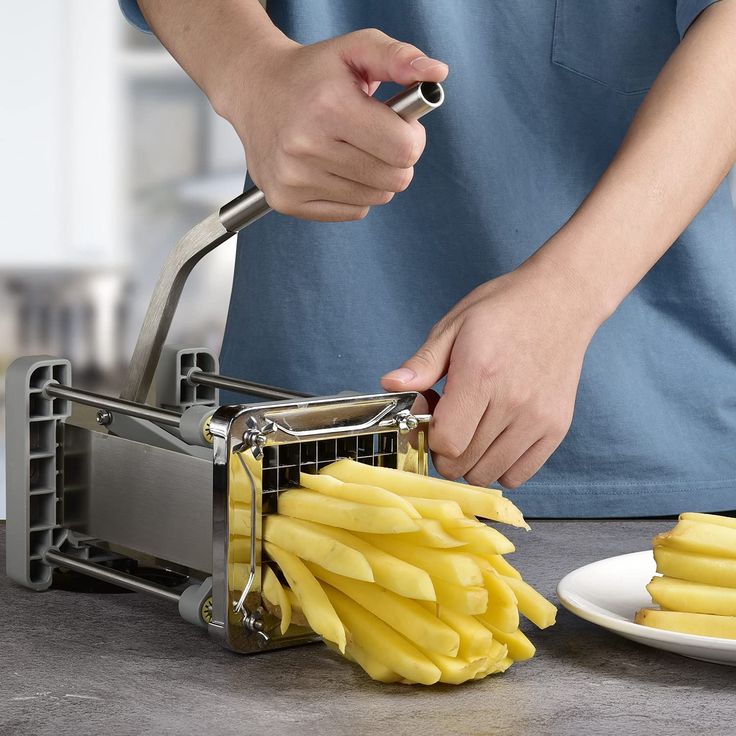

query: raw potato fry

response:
[635,608,736,639]
[264,542,346,652]
[300,473,420,519]
[308,564,460,656]
[476,602,520,634]
[432,577,489,615]
[482,623,536,661]
[283,589,310,628]
[228,562,251,591]
[231,503,254,537]
[679,512,736,530]
[277,489,420,534]
[443,515,486,529]
[262,565,292,634]
[345,642,401,683]
[437,607,494,659]
[281,518,435,600]
[322,459,529,529]
[408,497,466,522]
[421,650,491,684]
[360,534,483,586]
[230,535,250,563]
[482,569,518,609]
[324,585,442,685]
[655,519,736,559]
[264,514,374,582]
[654,545,736,589]
[503,576,558,629]
[450,524,516,555]
[486,554,523,579]
[397,519,467,549]
[647,576,736,616]
[229,450,261,502]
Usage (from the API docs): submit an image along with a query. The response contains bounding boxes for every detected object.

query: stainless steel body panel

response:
[67,426,213,573]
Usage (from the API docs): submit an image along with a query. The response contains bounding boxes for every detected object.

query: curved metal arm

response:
[120,82,445,403]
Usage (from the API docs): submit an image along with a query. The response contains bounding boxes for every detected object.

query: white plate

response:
[557,550,736,666]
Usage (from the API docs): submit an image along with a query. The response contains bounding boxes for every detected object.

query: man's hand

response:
[386,0,736,489]
[382,260,601,488]
[138,0,447,222]
[217,30,448,221]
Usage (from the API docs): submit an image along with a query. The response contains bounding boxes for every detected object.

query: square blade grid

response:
[260,431,398,513]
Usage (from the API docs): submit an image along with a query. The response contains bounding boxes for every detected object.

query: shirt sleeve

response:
[118,0,152,34]
[676,0,720,37]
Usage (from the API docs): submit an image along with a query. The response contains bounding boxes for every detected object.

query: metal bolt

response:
[96,409,113,427]
[395,410,418,433]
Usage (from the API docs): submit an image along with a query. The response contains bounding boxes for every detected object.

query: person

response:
[119,0,736,517]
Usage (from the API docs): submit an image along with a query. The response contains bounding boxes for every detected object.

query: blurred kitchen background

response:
[1,3,736,519]
[0,2,246,517]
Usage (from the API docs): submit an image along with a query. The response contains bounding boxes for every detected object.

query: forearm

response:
[534,0,736,325]
[137,0,292,110]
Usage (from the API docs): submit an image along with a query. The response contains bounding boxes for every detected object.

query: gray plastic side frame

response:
[154,345,218,410]
[5,356,71,590]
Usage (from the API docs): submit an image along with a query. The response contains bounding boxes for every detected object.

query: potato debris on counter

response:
[636,512,736,640]
[249,459,556,684]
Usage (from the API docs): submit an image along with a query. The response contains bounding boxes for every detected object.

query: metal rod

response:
[45,382,181,428]
[44,549,181,603]
[120,82,445,405]
[188,371,312,401]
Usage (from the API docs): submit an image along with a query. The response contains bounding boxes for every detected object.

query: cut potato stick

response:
[359,534,483,587]
[437,607,494,659]
[655,519,736,559]
[449,524,516,555]
[229,535,250,563]
[432,577,489,615]
[420,650,490,684]
[308,564,460,656]
[300,473,421,519]
[503,576,557,629]
[280,518,435,600]
[321,459,529,529]
[264,542,346,652]
[635,608,736,639]
[262,565,292,635]
[476,602,520,634]
[283,588,310,628]
[277,489,419,534]
[482,569,518,609]
[647,576,736,616]
[397,519,467,549]
[228,562,250,591]
[345,642,401,683]
[481,623,536,661]
[654,545,736,589]
[231,503,254,537]
[408,497,466,522]
[443,515,485,529]
[264,514,373,582]
[324,584,441,685]
[485,554,523,580]
[679,512,736,530]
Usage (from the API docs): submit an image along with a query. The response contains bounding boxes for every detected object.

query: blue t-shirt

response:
[121,1,736,518]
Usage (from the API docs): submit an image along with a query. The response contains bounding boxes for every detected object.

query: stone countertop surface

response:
[1,520,733,736]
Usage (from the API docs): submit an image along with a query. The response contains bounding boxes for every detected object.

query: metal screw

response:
[96,409,113,427]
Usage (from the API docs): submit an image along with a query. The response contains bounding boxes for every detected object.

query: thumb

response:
[381,324,457,392]
[341,29,449,86]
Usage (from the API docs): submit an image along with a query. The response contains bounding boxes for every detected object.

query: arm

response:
[137,0,448,221]
[382,1,736,487]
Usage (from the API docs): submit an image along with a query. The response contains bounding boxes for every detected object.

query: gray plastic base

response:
[5,356,71,590]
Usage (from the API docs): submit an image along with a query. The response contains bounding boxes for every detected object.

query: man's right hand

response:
[212,29,448,221]
[139,1,447,221]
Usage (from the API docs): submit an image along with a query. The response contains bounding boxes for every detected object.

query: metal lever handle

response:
[120,82,445,403]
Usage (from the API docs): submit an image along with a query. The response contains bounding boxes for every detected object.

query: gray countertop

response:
[1,520,733,736]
